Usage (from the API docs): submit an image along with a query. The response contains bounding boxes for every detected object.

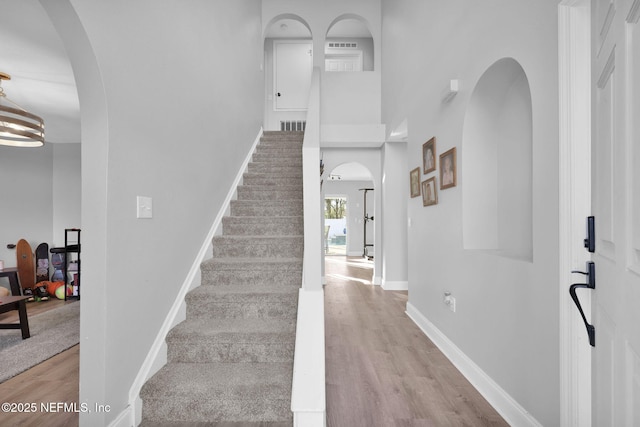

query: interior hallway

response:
[324,256,508,426]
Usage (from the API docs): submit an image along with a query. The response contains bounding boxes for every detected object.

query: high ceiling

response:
[0,0,80,144]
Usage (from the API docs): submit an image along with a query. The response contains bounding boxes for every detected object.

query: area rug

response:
[0,302,80,383]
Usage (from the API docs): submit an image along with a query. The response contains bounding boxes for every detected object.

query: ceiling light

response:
[0,72,45,147]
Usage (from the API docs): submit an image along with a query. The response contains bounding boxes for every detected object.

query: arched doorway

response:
[325,15,374,72]
[263,15,313,130]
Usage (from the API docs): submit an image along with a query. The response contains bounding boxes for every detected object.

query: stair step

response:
[212,235,303,258]
[242,173,302,186]
[255,145,302,154]
[251,153,302,167]
[262,130,304,140]
[236,186,302,201]
[140,362,293,423]
[201,257,302,286]
[247,163,303,174]
[222,216,303,236]
[186,283,299,319]
[230,200,302,217]
[167,317,296,363]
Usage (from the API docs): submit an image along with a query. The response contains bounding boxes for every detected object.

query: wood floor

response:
[0,299,79,427]
[324,256,508,427]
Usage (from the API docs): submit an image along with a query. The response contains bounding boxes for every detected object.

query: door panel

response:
[274,41,312,111]
[592,0,640,425]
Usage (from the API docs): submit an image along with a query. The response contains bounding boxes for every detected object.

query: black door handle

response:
[277,92,281,97]
[570,261,595,347]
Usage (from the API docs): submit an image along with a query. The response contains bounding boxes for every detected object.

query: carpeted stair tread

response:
[168,317,296,340]
[188,282,299,298]
[141,362,293,423]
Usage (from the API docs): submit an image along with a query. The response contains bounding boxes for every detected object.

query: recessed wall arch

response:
[263,14,312,40]
[462,57,533,261]
[325,14,374,72]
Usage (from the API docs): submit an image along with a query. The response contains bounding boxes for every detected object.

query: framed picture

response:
[440,147,457,189]
[410,167,421,198]
[422,177,438,206]
[422,137,436,174]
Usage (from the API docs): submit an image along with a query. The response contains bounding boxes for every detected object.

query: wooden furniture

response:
[0,296,30,339]
[0,267,21,296]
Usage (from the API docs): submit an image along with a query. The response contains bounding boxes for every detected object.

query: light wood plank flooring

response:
[325,256,508,427]
[0,299,79,427]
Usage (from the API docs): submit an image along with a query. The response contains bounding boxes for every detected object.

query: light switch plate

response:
[137,196,153,219]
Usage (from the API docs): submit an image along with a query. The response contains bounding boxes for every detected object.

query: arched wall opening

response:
[462,58,533,261]
[263,14,313,130]
[325,14,374,72]
[323,161,375,259]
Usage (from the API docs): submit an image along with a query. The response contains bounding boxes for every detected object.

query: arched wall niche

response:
[325,14,374,72]
[462,57,533,261]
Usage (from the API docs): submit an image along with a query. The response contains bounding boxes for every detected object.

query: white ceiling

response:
[0,0,80,144]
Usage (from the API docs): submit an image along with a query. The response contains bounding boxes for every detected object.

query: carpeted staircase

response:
[140,131,304,426]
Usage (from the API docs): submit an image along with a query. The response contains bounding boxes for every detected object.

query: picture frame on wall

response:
[422,177,438,206]
[422,137,436,174]
[440,147,457,189]
[410,167,421,198]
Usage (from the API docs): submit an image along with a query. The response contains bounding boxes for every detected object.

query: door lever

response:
[569,261,595,346]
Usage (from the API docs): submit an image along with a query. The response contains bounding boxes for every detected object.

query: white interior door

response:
[274,41,312,111]
[590,1,640,425]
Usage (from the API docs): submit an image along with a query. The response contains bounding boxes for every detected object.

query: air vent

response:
[328,42,358,48]
[280,120,306,131]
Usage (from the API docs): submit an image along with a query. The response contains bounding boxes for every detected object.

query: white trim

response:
[405,302,544,427]
[381,280,408,291]
[291,289,326,426]
[372,275,382,286]
[127,128,263,427]
[558,1,592,426]
[107,406,132,427]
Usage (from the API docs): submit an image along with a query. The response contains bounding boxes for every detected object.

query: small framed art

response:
[422,137,436,174]
[422,177,438,206]
[440,147,457,189]
[410,167,421,198]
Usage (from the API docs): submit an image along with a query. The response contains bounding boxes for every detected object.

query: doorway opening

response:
[324,196,347,256]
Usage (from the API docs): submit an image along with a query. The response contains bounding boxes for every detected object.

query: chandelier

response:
[0,72,45,147]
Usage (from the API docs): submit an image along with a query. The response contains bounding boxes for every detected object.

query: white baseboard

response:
[108,405,133,427]
[127,128,263,427]
[405,302,543,427]
[373,275,382,286]
[381,280,408,291]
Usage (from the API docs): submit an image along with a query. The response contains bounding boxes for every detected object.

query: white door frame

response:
[558,1,592,426]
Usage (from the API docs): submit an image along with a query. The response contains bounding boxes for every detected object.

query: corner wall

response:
[381,1,560,425]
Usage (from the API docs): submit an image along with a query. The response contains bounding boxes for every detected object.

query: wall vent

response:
[328,42,358,48]
[280,120,306,131]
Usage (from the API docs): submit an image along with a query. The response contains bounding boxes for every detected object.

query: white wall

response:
[42,1,264,425]
[52,143,81,247]
[382,0,560,425]
[0,144,53,291]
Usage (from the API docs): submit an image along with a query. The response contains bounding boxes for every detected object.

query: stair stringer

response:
[117,128,263,427]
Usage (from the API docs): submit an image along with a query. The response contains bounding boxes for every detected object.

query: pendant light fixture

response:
[0,72,45,147]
